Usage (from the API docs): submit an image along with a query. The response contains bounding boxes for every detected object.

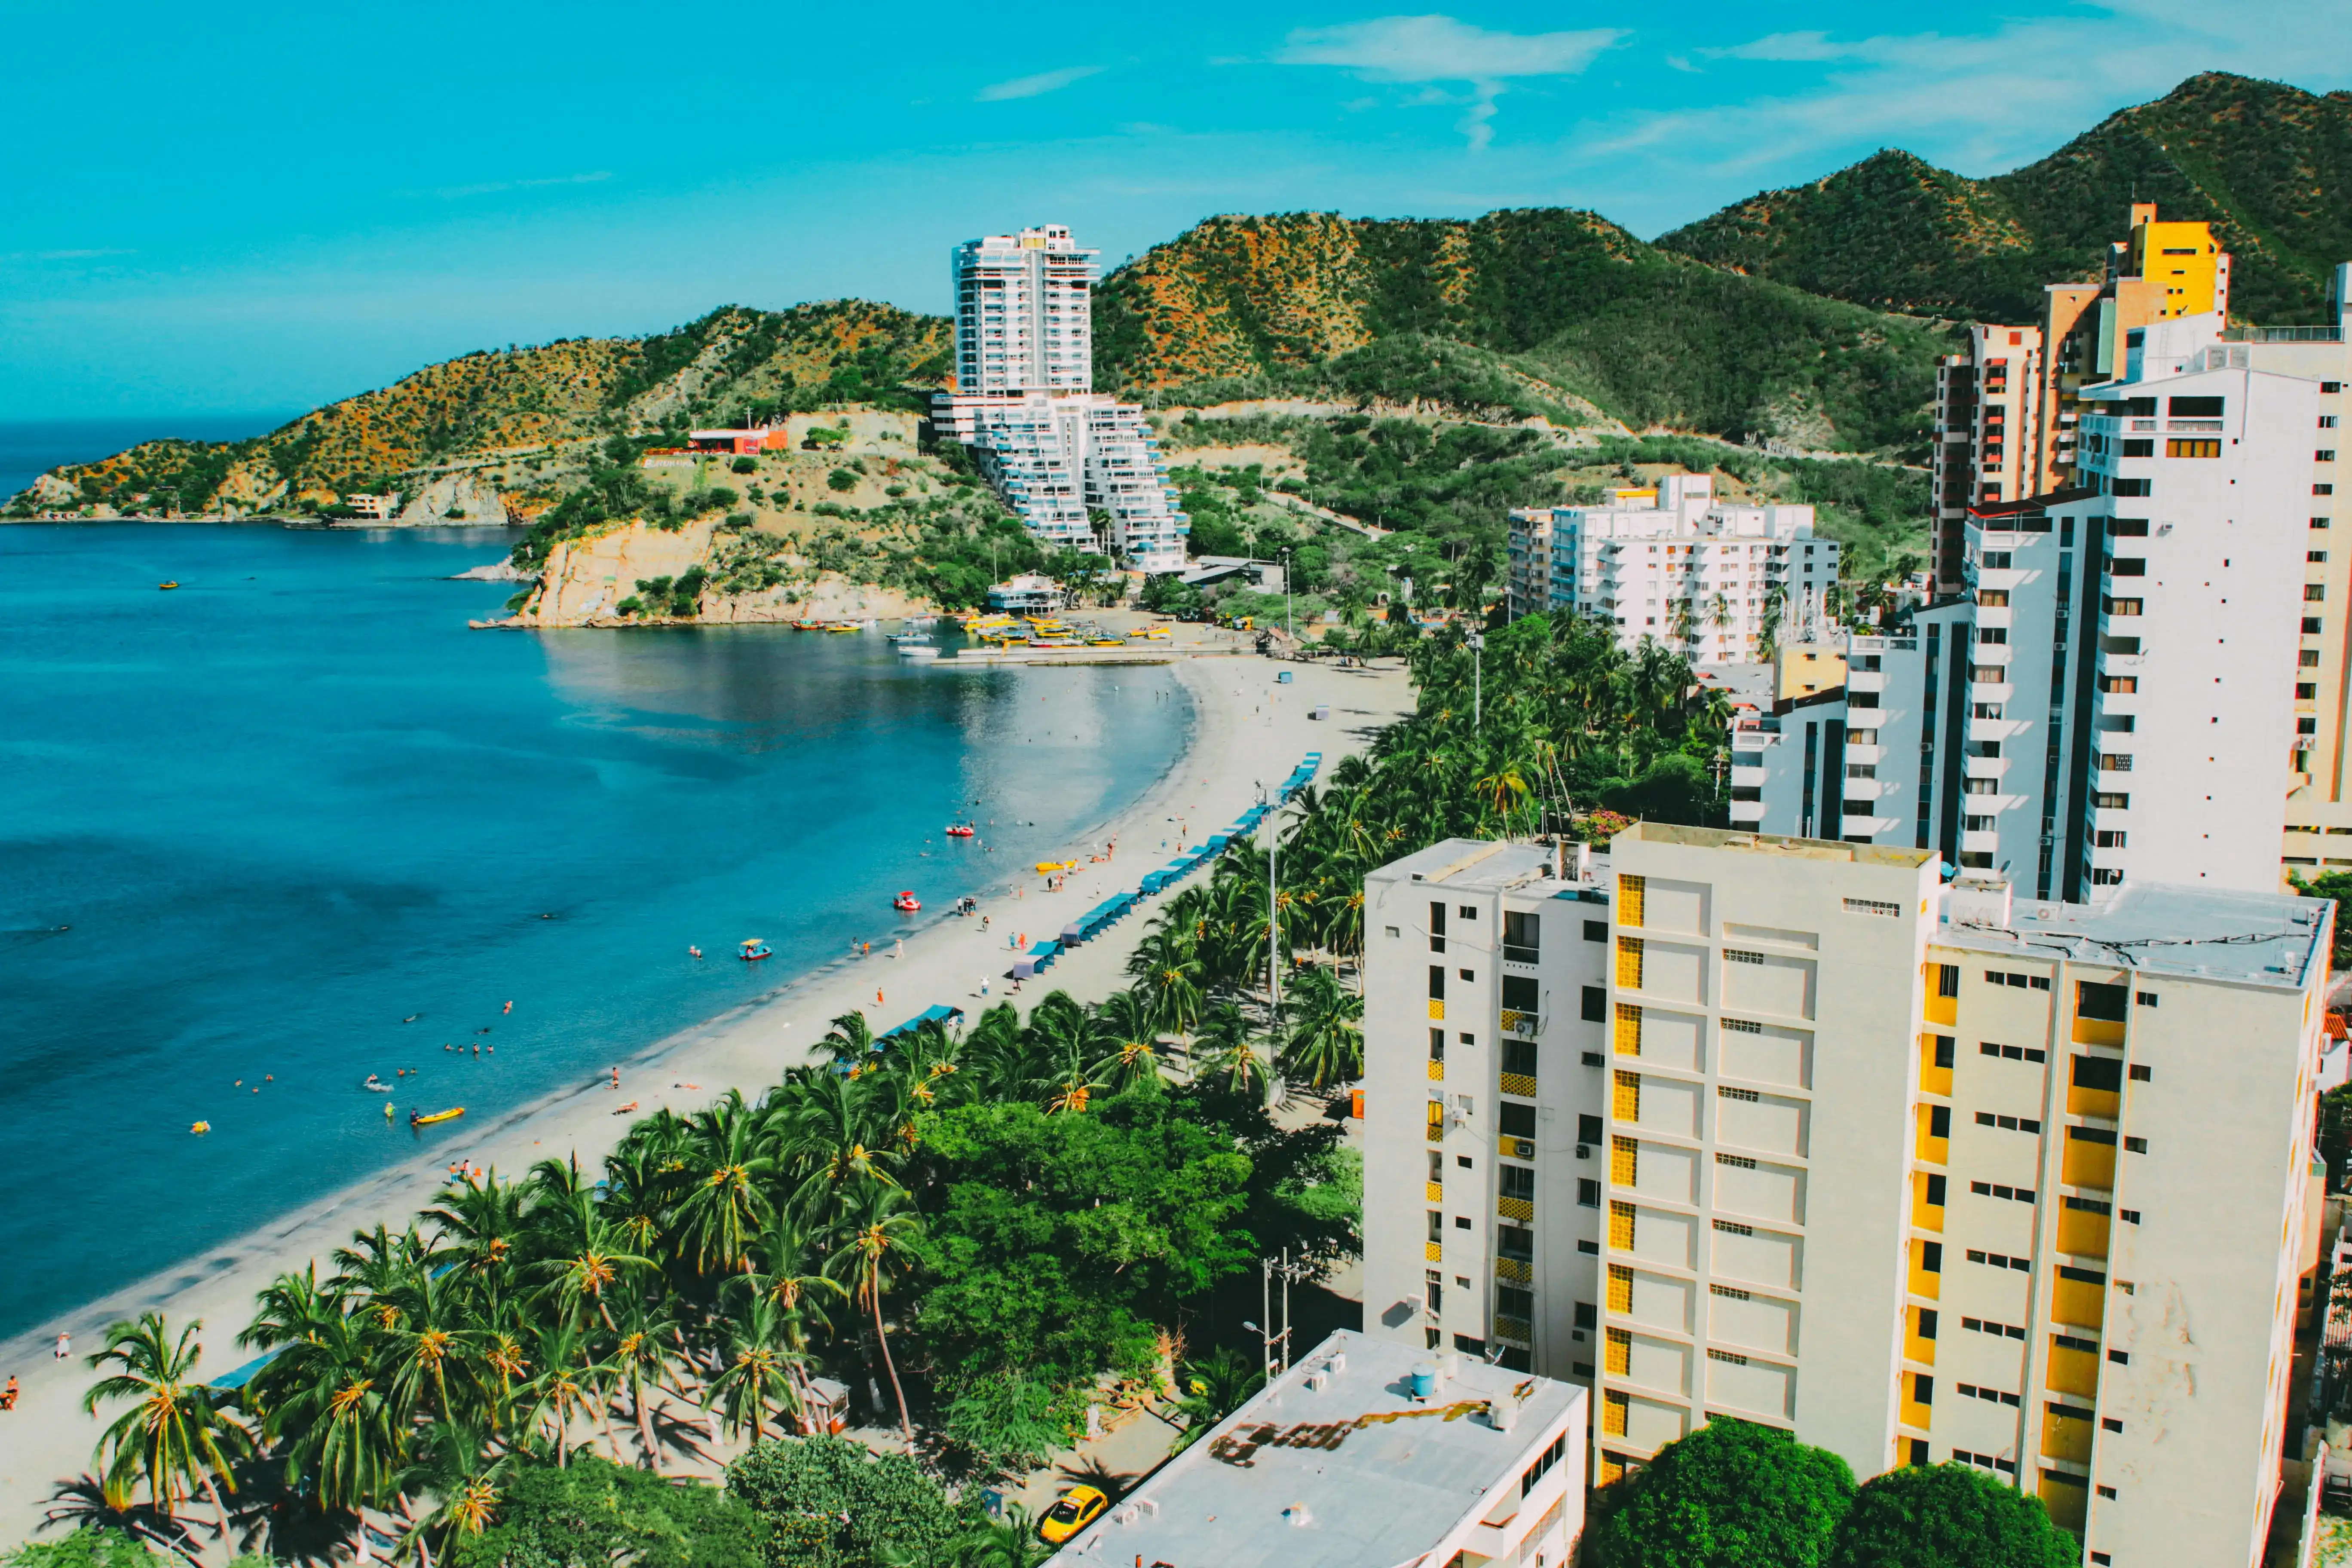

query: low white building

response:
[1045,1329,1585,1568]
[932,226,1188,573]
[1506,475,1838,663]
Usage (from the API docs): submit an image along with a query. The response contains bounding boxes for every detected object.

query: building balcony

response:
[1729,799,1765,825]
[1844,743,1883,765]
[1962,829,2001,853]
[1969,682,2014,704]
[1497,1197,1534,1222]
[1848,669,1888,694]
[1730,765,1767,788]
[1963,754,2011,780]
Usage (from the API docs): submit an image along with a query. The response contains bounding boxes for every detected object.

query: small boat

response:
[361,1075,393,1094]
[739,938,772,961]
[1036,859,1077,874]
[1089,638,1125,647]
[410,1107,465,1127]
[159,581,180,590]
[945,824,976,838]
[893,891,922,912]
[825,622,859,634]
[190,1120,210,1134]
[907,615,938,628]
[791,619,825,631]
[888,631,929,644]
[897,645,941,660]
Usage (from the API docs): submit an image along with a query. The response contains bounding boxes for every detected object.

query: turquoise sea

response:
[0,523,1188,1341]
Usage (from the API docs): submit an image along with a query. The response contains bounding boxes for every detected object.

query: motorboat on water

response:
[739,937,773,960]
[361,1074,393,1094]
[790,620,825,631]
[888,631,930,644]
[945,823,976,837]
[897,644,941,659]
[907,615,938,628]
[893,891,922,912]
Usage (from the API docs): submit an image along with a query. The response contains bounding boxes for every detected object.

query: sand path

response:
[0,651,1411,1548]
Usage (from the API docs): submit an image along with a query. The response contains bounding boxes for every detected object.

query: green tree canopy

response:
[1585,1419,1857,1568]
[725,1436,980,1568]
[445,1454,761,1568]
[1825,1463,2076,1568]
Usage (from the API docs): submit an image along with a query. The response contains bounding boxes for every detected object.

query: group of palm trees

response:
[64,607,1718,1564]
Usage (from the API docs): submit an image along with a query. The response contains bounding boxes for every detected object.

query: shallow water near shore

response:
[0,524,1188,1341]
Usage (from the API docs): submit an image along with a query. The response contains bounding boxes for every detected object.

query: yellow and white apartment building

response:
[1363,823,2334,1568]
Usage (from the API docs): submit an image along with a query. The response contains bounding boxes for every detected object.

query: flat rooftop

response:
[1942,880,2331,989]
[1372,838,1565,892]
[1623,820,1938,870]
[1052,1329,1581,1568]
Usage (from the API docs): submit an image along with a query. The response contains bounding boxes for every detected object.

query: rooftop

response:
[1940,880,2331,989]
[1370,839,1566,892]
[1621,821,1938,870]
[1049,1329,1581,1568]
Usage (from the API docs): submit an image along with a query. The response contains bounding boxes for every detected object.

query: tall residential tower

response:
[932,226,1189,573]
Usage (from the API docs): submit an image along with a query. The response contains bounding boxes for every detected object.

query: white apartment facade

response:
[931,225,1189,573]
[1506,475,1838,664]
[1744,313,2318,902]
[1363,825,2334,1567]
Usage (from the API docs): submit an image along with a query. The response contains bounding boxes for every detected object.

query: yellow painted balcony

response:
[1426,1240,1443,1263]
[2038,1471,2088,1532]
[2062,1128,2116,1189]
[2067,1083,2120,1118]
[1497,1257,1533,1284]
[1503,1136,1534,1160]
[1908,1238,1942,1300]
[1918,1034,1954,1098]
[1607,1263,1632,1311]
[1608,1200,1637,1250]
[1605,1327,1631,1375]
[1494,1314,1532,1344]
[1617,937,1645,988]
[1614,1070,1642,1121]
[1905,1307,1938,1366]
[1911,1172,1945,1233]
[1615,1004,1644,1056]
[1618,873,1645,928]
[1603,1390,1629,1437]
[2047,1336,2101,1400]
[2052,1269,2106,1331]
[1426,1102,1446,1144]
[2041,1406,2095,1464]
[1498,1196,1534,1222]
[2057,1206,2110,1260]
[1501,1071,1538,1097]
[1901,1393,1933,1431]
[1428,998,1446,1022]
[2072,1016,2125,1047]
[1923,962,1958,1026]
[1915,1105,1950,1166]
[1426,1181,1444,1203]
[1428,1060,1446,1081]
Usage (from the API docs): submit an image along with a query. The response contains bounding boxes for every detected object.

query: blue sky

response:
[3,0,2347,421]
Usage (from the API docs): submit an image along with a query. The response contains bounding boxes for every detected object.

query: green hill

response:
[1657,72,2352,326]
[10,302,948,519]
[1094,208,1948,455]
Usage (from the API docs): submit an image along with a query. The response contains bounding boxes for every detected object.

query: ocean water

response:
[0,524,1188,1341]
[0,415,297,505]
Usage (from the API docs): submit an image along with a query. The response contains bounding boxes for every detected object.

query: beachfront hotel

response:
[1359,824,2334,1565]
[1504,474,1840,665]
[931,225,1189,573]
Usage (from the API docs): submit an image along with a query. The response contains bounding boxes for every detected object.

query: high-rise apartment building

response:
[1931,325,2045,595]
[1505,476,1838,661]
[931,226,1189,573]
[2028,205,2230,497]
[1362,825,2333,1566]
[1741,312,2319,901]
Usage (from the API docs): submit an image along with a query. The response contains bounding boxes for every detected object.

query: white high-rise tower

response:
[933,225,1188,573]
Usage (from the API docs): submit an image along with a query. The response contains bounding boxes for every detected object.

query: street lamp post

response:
[1469,631,1485,730]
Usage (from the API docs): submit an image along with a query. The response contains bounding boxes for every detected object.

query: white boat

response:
[906,615,938,628]
[898,644,942,659]
[888,631,929,644]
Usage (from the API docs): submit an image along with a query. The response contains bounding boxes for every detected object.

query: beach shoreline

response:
[0,652,1411,1545]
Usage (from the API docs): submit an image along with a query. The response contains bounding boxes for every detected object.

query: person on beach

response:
[892,939,903,960]
[53,1333,69,1360]
[876,988,885,1007]
[610,1066,620,1090]
[982,915,990,931]
[979,977,990,996]
[3,1375,18,1409]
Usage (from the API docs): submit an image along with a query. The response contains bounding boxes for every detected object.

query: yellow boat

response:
[411,1107,466,1127]
[1088,637,1124,647]
[159,581,180,590]
[1036,859,1078,874]
[825,623,860,633]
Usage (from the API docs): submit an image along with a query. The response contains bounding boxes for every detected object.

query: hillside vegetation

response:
[1659,72,2352,326]
[1094,208,1949,455]
[9,302,949,519]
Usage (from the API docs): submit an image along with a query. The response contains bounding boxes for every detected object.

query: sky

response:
[3,0,2349,422]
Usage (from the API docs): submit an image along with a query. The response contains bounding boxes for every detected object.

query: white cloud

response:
[976,64,1104,101]
[1276,14,1624,150]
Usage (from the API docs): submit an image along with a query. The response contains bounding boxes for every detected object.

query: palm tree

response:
[705,1295,803,1446]
[1088,989,1165,1092]
[608,1299,682,1466]
[394,1421,509,1568]
[1169,1346,1264,1452]
[952,1506,1049,1568]
[1279,963,1364,1089]
[81,1314,252,1535]
[1127,925,1204,1038]
[671,1089,776,1275]
[246,1311,400,1515]
[818,1008,878,1066]
[826,1185,922,1442]
[516,1322,620,1467]
[1194,1001,1272,1101]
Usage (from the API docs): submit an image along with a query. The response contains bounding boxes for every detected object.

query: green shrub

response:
[731,456,758,474]
[726,1436,981,1568]
[827,469,858,493]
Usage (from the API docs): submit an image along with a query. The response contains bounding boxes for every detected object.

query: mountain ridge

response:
[1657,71,2352,325]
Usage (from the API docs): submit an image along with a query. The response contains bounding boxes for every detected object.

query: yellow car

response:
[1038,1485,1109,1545]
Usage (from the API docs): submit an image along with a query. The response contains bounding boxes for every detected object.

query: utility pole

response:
[1469,631,1485,731]
[1263,782,1281,1009]
[1282,545,1293,640]
[1245,1249,1309,1383]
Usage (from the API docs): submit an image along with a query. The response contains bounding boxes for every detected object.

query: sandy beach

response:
[0,649,1412,1547]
